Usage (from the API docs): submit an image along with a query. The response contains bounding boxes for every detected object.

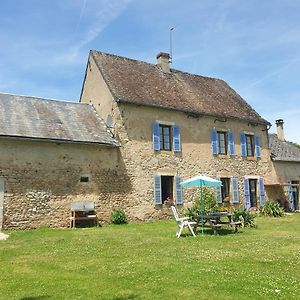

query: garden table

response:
[194,212,242,234]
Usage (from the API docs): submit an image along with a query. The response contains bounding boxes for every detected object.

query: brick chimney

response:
[275,119,285,141]
[156,52,170,73]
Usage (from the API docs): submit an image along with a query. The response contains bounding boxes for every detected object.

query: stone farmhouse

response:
[80,51,272,217]
[0,50,296,230]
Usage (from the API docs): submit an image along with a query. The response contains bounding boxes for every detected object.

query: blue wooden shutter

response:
[228,131,235,156]
[173,125,181,152]
[175,176,183,204]
[215,177,222,203]
[152,122,160,151]
[240,132,246,157]
[244,178,250,209]
[287,180,294,211]
[255,134,261,158]
[154,175,162,204]
[259,177,265,206]
[232,177,239,204]
[211,128,218,154]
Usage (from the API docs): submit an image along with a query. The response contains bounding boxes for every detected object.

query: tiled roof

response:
[269,134,300,162]
[0,93,118,146]
[90,50,269,125]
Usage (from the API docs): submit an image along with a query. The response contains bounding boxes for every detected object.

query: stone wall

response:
[0,139,131,229]
[88,99,271,220]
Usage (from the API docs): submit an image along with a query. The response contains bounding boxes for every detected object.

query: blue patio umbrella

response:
[180,174,222,234]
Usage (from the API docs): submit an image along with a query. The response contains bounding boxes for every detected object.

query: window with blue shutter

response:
[255,134,261,158]
[240,132,246,157]
[173,125,181,152]
[216,177,222,203]
[154,175,162,204]
[244,178,250,209]
[152,122,160,151]
[228,131,235,156]
[211,128,218,155]
[287,180,294,211]
[175,176,183,204]
[259,177,265,206]
[232,177,239,203]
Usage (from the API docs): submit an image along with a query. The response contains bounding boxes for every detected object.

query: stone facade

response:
[80,57,272,220]
[0,139,131,230]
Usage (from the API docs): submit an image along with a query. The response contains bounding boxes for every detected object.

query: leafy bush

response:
[111,209,128,225]
[232,206,256,227]
[259,201,284,217]
[185,187,218,221]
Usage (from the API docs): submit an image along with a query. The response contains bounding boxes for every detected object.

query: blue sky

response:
[0,0,300,142]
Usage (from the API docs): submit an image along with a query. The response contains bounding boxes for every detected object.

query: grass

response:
[0,214,299,300]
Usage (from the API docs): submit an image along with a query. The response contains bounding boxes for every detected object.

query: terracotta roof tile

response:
[91,50,269,125]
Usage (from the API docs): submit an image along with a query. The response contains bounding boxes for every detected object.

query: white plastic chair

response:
[171,205,196,238]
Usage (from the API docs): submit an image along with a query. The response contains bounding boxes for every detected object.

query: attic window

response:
[80,176,90,183]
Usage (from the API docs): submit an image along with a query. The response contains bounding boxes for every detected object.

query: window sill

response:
[245,156,257,161]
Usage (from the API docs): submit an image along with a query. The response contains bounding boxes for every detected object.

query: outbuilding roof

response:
[269,134,300,162]
[89,50,269,125]
[0,93,118,146]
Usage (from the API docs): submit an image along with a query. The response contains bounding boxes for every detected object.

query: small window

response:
[217,131,227,155]
[245,134,254,156]
[159,125,172,151]
[80,176,90,183]
[221,178,230,201]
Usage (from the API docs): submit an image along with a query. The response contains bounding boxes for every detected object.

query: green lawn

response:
[0,214,299,300]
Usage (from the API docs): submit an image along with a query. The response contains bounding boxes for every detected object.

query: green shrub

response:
[259,201,284,217]
[111,209,128,224]
[232,206,256,227]
[185,187,218,221]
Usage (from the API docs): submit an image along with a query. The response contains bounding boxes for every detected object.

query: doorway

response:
[249,179,257,207]
[161,176,174,204]
[292,181,299,210]
[0,178,4,230]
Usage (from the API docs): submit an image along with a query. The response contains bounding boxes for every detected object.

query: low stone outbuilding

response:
[0,93,131,230]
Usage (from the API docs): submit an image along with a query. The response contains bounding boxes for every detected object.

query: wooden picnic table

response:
[194,212,242,234]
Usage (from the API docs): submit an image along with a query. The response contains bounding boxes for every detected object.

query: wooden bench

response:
[70,201,98,228]
[229,221,243,232]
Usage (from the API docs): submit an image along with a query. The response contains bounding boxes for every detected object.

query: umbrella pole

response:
[200,184,204,235]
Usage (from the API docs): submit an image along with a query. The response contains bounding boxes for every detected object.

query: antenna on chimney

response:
[170,27,174,64]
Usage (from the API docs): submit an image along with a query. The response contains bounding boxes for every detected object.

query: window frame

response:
[217,131,228,155]
[220,177,230,201]
[249,178,258,207]
[245,134,255,157]
[159,124,172,151]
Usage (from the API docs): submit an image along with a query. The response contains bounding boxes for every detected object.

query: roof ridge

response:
[0,91,83,106]
[91,50,224,82]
